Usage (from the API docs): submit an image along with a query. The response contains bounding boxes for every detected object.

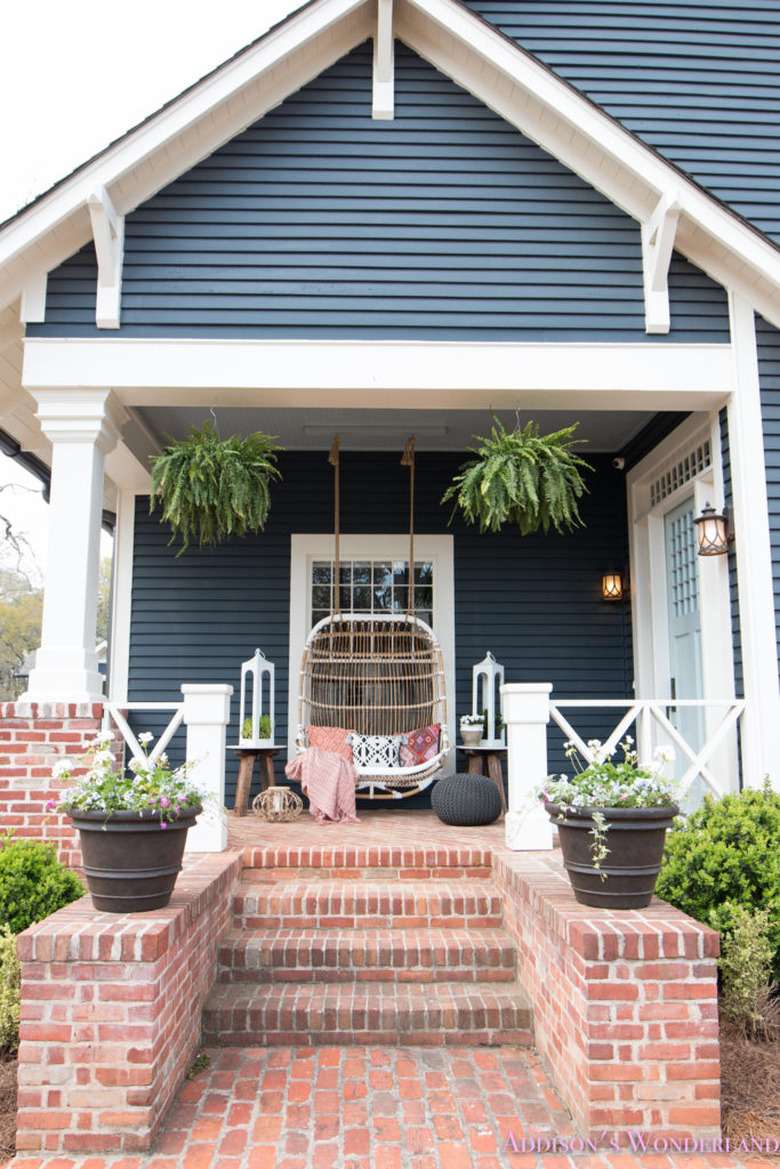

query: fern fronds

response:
[441,416,591,534]
[149,422,282,553]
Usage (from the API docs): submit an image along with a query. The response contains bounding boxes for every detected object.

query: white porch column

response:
[501,682,553,850]
[182,683,232,852]
[23,389,125,704]
[727,294,780,789]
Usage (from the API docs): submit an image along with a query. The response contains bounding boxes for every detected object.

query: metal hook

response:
[210,405,220,438]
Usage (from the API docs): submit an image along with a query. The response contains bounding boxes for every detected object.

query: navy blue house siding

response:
[32,43,728,343]
[464,1,780,247]
[757,313,780,672]
[128,451,632,804]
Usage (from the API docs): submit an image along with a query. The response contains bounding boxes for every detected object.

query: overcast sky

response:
[0,0,301,575]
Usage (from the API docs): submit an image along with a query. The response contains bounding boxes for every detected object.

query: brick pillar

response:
[0,702,106,868]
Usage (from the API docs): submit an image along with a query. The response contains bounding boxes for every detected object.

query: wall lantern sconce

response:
[694,502,731,557]
[602,572,624,601]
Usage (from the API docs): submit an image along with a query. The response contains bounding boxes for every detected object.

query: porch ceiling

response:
[135,405,655,453]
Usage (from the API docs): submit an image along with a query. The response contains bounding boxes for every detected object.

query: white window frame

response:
[288,533,455,761]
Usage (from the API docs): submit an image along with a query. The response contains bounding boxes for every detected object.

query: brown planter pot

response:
[67,805,201,913]
[544,802,679,909]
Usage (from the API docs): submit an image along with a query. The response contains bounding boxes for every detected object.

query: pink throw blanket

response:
[285,747,360,824]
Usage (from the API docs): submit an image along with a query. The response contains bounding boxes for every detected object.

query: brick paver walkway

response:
[4,1044,777,1169]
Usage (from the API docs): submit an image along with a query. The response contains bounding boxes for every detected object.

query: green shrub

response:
[0,834,84,935]
[715,904,774,1034]
[0,924,20,1057]
[656,782,780,977]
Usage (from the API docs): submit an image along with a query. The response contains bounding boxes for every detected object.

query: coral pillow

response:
[399,724,441,767]
[306,725,354,761]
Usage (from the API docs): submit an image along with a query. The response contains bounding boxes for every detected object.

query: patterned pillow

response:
[399,724,441,767]
[307,725,355,761]
[348,733,401,769]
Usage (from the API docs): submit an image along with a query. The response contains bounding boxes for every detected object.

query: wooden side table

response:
[461,746,507,813]
[230,746,280,816]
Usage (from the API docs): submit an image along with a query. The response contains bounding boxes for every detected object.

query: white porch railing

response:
[102,684,232,852]
[549,698,745,799]
[501,683,745,851]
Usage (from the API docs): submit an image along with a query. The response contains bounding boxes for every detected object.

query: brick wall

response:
[15,851,242,1154]
[494,850,720,1140]
[0,702,109,869]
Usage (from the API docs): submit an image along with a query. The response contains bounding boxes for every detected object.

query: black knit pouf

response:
[431,772,502,827]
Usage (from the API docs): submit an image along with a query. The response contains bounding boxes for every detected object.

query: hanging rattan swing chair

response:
[295,438,451,799]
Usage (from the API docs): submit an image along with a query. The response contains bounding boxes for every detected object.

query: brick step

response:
[202,980,533,1047]
[232,879,504,930]
[217,926,517,984]
[240,844,492,881]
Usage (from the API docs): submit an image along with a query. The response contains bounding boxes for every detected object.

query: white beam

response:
[726,293,780,789]
[87,187,124,329]
[19,274,48,324]
[642,194,681,335]
[22,337,734,411]
[373,0,395,119]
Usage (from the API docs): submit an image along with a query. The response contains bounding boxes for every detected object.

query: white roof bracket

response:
[373,0,394,120]
[87,186,124,330]
[641,192,681,335]
[19,273,48,324]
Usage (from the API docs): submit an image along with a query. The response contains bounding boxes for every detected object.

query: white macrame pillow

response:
[347,733,401,768]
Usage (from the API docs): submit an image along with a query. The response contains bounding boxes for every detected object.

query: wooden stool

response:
[231,747,280,816]
[462,747,507,813]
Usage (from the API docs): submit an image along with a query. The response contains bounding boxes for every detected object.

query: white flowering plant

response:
[539,737,680,870]
[541,737,679,811]
[48,732,206,827]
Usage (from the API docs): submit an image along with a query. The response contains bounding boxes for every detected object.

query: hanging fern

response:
[149,422,282,553]
[441,416,591,535]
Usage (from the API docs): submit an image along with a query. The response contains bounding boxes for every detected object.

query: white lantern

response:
[472,651,505,747]
[239,648,275,747]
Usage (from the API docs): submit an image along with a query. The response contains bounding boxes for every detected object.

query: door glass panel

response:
[664,499,704,805]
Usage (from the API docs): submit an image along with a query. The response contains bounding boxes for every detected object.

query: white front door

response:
[664,497,705,779]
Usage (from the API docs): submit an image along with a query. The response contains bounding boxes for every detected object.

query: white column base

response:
[20,647,105,705]
[501,682,554,851]
[505,803,553,851]
[182,683,233,853]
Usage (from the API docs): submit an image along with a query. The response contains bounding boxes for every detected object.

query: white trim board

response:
[22,338,735,411]
[287,533,456,765]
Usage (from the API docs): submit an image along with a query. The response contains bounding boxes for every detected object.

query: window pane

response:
[353,562,371,585]
[312,584,331,610]
[312,562,332,585]
[353,585,371,610]
[414,561,433,585]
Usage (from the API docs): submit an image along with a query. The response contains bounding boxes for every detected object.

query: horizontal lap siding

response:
[33,43,727,342]
[757,314,780,674]
[129,452,632,803]
[465,1,780,245]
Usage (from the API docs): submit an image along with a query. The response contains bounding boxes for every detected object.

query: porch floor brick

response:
[3,1044,773,1169]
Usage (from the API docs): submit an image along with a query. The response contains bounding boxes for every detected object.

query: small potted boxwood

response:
[240,715,273,748]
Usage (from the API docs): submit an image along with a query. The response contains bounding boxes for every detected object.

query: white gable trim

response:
[87,187,124,330]
[396,0,780,330]
[1,0,780,331]
[0,0,372,314]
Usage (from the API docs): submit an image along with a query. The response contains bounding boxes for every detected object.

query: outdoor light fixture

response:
[694,502,730,557]
[602,572,624,601]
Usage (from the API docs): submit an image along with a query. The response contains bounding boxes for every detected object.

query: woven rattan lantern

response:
[472,652,505,747]
[252,786,303,821]
[239,648,275,747]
